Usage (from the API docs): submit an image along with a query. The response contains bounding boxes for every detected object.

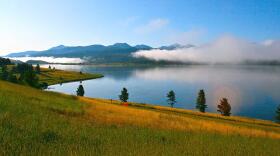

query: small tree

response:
[76,84,85,96]
[48,65,51,69]
[167,90,176,108]
[217,98,231,116]
[119,88,129,102]
[196,89,207,112]
[276,105,280,124]
[35,64,40,74]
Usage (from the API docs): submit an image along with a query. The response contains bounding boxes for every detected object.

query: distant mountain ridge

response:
[6,43,191,57]
[6,43,193,64]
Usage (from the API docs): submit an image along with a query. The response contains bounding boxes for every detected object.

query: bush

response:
[76,84,85,96]
[217,98,231,116]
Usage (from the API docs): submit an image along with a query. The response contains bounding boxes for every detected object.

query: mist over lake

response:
[8,56,85,63]
[45,64,280,121]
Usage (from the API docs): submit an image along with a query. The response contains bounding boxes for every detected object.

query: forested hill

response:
[6,43,192,64]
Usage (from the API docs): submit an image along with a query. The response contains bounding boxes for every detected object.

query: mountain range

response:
[6,43,193,64]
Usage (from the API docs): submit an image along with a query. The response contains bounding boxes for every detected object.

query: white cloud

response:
[134,18,169,34]
[133,35,280,63]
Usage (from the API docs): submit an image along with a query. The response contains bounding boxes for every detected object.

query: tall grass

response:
[0,81,279,155]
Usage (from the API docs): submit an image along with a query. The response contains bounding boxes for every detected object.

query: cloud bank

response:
[133,35,280,64]
[8,57,85,64]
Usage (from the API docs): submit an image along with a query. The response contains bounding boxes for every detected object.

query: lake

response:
[45,65,280,121]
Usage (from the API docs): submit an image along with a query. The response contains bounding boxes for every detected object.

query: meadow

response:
[0,80,279,155]
[37,67,103,85]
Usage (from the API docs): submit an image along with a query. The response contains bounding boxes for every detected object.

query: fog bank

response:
[8,57,85,64]
[133,35,280,64]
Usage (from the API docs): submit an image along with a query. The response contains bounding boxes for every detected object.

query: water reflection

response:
[47,65,280,121]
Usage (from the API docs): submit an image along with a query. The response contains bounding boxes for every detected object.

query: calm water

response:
[45,65,280,121]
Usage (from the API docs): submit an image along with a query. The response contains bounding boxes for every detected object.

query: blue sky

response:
[1,0,280,53]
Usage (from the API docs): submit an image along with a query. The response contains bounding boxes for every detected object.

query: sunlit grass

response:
[81,98,280,139]
[0,80,279,155]
[38,68,103,85]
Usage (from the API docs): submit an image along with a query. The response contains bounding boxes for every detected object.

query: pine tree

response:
[49,65,51,69]
[119,88,129,102]
[196,89,207,112]
[8,72,17,83]
[167,90,176,108]
[76,84,85,96]
[1,65,8,80]
[217,98,231,116]
[24,70,39,87]
[35,64,40,74]
[276,105,280,124]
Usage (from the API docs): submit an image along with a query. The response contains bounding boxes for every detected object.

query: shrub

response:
[76,84,85,96]
[217,98,231,116]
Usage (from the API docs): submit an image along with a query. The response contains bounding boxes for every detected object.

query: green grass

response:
[0,81,279,155]
[38,68,103,85]
[3,65,103,86]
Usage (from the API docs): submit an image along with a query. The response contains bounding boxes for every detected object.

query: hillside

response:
[0,80,279,155]
[6,43,193,64]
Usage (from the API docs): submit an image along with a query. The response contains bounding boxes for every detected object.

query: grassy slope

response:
[0,81,279,155]
[38,68,103,85]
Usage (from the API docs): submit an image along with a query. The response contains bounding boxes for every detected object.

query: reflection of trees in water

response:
[82,66,155,81]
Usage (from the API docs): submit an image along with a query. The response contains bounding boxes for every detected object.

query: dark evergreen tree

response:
[217,98,231,116]
[0,57,12,66]
[35,64,40,74]
[276,105,280,124]
[196,89,207,112]
[16,63,33,74]
[8,72,18,83]
[49,65,51,69]
[1,65,8,80]
[119,88,129,102]
[24,70,39,87]
[76,84,85,96]
[167,90,176,108]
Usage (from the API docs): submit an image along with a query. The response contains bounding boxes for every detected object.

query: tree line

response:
[0,58,45,88]
[76,85,280,123]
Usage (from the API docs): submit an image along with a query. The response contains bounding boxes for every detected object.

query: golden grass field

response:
[80,97,280,139]
[0,69,279,155]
